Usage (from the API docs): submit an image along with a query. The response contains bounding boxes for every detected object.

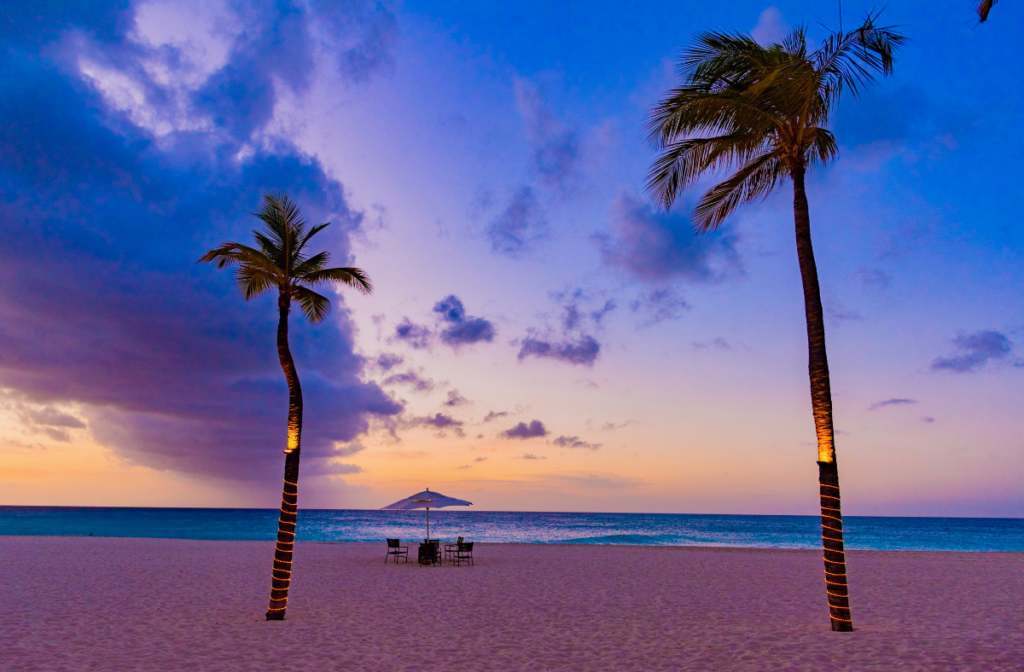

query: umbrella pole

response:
[426,508,430,539]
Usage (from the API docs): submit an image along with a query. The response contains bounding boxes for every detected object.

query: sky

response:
[1,0,1022,516]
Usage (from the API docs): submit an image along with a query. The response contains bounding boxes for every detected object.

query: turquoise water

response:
[2,507,1022,551]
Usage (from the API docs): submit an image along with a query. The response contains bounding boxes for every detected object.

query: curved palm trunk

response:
[266,292,303,621]
[791,165,853,632]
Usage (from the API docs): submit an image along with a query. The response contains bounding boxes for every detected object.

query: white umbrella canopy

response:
[381,488,472,539]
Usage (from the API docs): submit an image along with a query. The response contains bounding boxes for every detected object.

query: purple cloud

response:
[824,298,863,323]
[931,331,1013,373]
[306,461,364,476]
[410,413,463,429]
[483,410,508,422]
[393,318,433,349]
[551,435,601,451]
[595,194,740,283]
[855,267,892,289]
[375,353,404,371]
[382,371,435,393]
[432,295,496,347]
[869,398,917,410]
[518,336,600,367]
[501,420,549,439]
[0,2,402,482]
[516,290,606,367]
[515,80,583,198]
[408,413,465,437]
[487,186,547,258]
[630,288,690,325]
[443,390,468,407]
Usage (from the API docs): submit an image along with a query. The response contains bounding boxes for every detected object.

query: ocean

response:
[1,506,1022,551]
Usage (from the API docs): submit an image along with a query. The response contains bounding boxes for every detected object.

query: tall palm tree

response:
[645,15,903,631]
[199,193,372,621]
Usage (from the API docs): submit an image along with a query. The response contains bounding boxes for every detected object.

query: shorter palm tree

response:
[199,193,372,620]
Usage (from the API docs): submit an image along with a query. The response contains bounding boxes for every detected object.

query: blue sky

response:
[1,1,1022,515]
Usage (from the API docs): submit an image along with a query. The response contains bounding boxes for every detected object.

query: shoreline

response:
[5,536,1022,670]
[5,534,1024,553]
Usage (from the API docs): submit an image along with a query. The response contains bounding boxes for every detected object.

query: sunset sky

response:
[1,1,1022,516]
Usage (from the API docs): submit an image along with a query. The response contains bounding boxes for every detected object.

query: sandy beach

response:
[3,536,1021,671]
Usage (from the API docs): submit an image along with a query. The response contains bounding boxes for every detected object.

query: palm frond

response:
[292,285,332,323]
[691,150,788,231]
[806,127,838,167]
[205,194,373,320]
[814,12,905,105]
[645,89,782,147]
[292,251,330,277]
[978,0,997,22]
[646,133,773,210]
[299,267,373,294]
[198,243,278,273]
[299,222,331,250]
[198,242,247,269]
[237,267,279,300]
[254,193,309,276]
[645,13,902,216]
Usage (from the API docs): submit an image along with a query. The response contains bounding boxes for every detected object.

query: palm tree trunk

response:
[266,291,303,621]
[791,164,853,632]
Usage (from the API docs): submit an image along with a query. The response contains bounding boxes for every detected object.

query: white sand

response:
[2,536,1022,671]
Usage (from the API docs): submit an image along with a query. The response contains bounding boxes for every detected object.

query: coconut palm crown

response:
[647,14,903,228]
[200,194,372,323]
[199,193,371,621]
[645,14,903,632]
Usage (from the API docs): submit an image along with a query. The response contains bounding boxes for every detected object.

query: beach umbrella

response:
[381,488,472,539]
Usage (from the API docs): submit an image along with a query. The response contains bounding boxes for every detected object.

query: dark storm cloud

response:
[0,1,402,481]
[433,295,496,347]
[931,331,1013,373]
[517,336,600,367]
[16,405,87,430]
[869,398,917,410]
[501,420,549,439]
[595,194,740,283]
[551,435,601,451]
[487,186,547,258]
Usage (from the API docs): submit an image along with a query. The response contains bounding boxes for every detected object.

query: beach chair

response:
[418,539,441,566]
[385,538,409,564]
[444,536,464,561]
[453,541,474,567]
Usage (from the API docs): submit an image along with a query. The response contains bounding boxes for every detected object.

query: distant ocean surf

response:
[2,507,1022,552]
